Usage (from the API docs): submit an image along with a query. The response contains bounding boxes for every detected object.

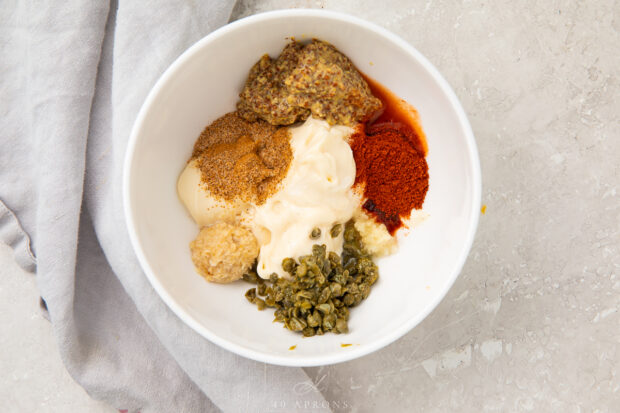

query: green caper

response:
[330,283,343,297]
[282,258,296,274]
[368,271,379,285]
[314,303,329,314]
[352,294,362,306]
[245,288,256,303]
[296,290,314,300]
[335,318,348,334]
[309,263,321,276]
[343,293,355,306]
[296,263,307,277]
[288,317,306,331]
[321,260,331,275]
[242,272,259,284]
[332,272,346,285]
[310,227,321,239]
[360,283,371,299]
[307,312,319,328]
[303,327,316,337]
[274,309,285,322]
[323,313,336,331]
[330,223,342,238]
[344,226,356,242]
[312,244,326,259]
[318,287,331,304]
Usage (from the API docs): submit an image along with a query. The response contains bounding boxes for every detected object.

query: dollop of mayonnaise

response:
[177,160,249,227]
[252,117,359,278]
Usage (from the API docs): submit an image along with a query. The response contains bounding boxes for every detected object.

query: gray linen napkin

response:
[0,1,328,412]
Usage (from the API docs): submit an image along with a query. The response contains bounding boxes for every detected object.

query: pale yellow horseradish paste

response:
[189,222,259,283]
[252,117,359,278]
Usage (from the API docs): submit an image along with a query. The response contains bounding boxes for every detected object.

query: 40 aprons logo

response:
[269,375,351,411]
[293,374,327,395]
[271,399,352,410]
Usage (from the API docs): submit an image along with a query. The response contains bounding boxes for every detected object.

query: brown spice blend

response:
[191,112,292,205]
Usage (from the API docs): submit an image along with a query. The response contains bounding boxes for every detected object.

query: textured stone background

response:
[2,1,618,412]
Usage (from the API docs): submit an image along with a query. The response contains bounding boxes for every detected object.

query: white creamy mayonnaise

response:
[252,117,359,278]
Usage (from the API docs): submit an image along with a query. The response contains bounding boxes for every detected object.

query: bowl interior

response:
[125,11,479,366]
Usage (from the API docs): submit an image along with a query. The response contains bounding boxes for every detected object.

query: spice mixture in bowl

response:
[124,10,480,366]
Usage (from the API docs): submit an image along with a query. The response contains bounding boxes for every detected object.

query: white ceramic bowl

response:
[124,9,480,366]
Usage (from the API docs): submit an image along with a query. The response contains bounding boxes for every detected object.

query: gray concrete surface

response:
[2,1,619,412]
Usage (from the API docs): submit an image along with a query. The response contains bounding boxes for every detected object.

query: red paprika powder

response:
[351,76,429,234]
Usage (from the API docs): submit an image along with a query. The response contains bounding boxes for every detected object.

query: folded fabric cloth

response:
[0,1,328,411]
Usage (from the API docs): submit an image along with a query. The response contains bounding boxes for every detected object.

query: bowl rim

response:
[123,8,481,367]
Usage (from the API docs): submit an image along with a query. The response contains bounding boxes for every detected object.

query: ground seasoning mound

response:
[351,123,429,234]
[191,112,277,158]
[348,73,430,235]
[237,39,382,126]
[191,112,292,205]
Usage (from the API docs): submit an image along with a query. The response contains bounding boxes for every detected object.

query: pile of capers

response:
[243,220,379,336]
